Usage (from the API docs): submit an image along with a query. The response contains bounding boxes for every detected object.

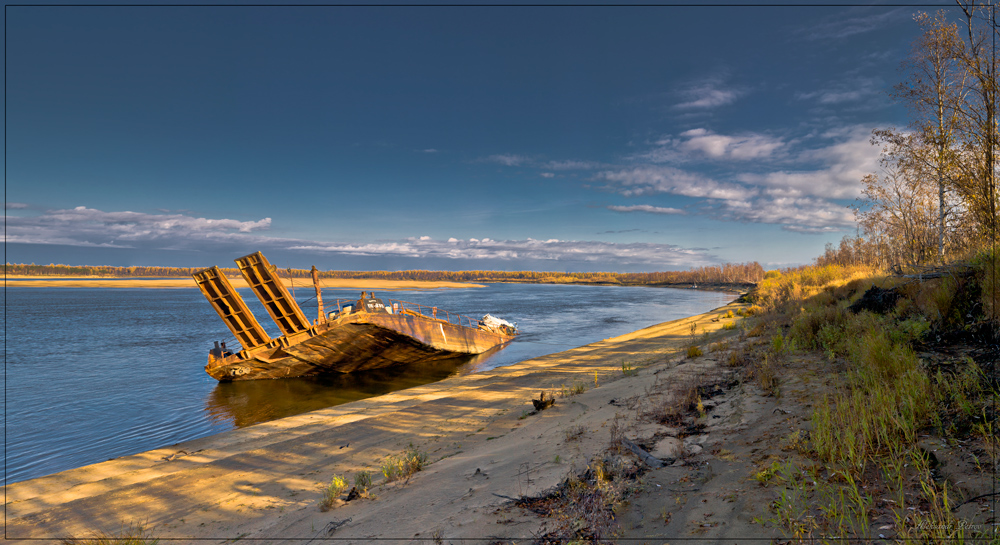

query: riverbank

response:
[3,276,483,290]
[5,299,751,541]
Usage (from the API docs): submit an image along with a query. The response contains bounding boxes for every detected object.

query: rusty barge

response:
[193,252,517,382]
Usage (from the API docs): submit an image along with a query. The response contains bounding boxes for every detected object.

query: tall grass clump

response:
[812,317,935,471]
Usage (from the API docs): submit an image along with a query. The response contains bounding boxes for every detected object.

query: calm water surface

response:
[2,283,733,484]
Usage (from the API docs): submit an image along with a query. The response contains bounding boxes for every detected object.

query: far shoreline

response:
[4,275,753,294]
[3,276,485,291]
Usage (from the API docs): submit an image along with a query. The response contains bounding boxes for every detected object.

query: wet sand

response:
[4,299,758,542]
[3,276,483,290]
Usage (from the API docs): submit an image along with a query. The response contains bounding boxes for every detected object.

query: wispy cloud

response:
[4,206,272,248]
[608,205,686,215]
[421,148,439,153]
[540,172,556,178]
[479,154,530,166]
[542,160,603,170]
[713,196,855,233]
[796,77,884,105]
[600,124,876,233]
[5,202,29,210]
[673,75,744,110]
[293,237,715,267]
[4,206,718,268]
[596,166,758,201]
[735,125,880,199]
[802,8,908,41]
[636,128,786,163]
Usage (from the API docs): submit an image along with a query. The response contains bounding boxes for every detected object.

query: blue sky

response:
[5,3,930,272]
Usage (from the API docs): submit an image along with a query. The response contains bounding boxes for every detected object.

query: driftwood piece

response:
[532,391,555,412]
[891,263,976,280]
[620,438,670,468]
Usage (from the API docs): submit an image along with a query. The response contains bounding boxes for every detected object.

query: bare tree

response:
[894,11,967,260]
[953,1,1000,242]
[855,131,940,266]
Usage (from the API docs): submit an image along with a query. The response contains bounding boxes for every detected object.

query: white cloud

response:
[596,166,758,201]
[481,154,529,166]
[796,77,883,106]
[713,196,855,232]
[4,206,718,268]
[675,87,739,110]
[673,75,744,110]
[540,172,556,178]
[632,129,786,164]
[802,8,908,40]
[736,126,880,199]
[543,160,602,170]
[5,202,29,210]
[3,206,272,247]
[293,236,715,267]
[608,205,686,215]
[421,148,439,153]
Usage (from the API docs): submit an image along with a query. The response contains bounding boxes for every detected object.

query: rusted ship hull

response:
[194,252,516,382]
[206,311,512,381]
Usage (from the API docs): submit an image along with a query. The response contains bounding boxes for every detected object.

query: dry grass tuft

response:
[381,444,428,483]
[61,522,159,545]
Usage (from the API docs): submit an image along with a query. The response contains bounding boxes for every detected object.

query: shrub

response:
[560,382,587,397]
[319,474,349,511]
[354,470,372,495]
[687,345,703,358]
[381,444,429,483]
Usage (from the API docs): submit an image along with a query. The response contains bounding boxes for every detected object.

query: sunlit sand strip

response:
[3,276,484,290]
[3,298,745,540]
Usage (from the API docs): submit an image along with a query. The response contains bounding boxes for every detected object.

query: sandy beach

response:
[3,298,763,542]
[3,276,483,290]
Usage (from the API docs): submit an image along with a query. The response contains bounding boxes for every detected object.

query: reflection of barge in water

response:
[192,252,517,382]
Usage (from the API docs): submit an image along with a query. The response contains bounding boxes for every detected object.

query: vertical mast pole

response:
[311,265,325,323]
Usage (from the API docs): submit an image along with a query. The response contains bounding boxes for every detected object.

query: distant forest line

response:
[3,261,766,286]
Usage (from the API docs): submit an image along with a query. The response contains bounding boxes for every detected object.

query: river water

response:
[2,283,733,485]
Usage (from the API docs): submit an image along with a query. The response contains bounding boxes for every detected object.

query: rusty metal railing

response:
[329,298,480,329]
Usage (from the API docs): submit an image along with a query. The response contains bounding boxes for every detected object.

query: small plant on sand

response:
[560,382,587,397]
[61,522,159,545]
[686,345,703,358]
[709,339,730,353]
[621,360,638,376]
[354,470,372,496]
[381,444,429,483]
[722,321,737,330]
[319,474,349,511]
[564,424,587,442]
